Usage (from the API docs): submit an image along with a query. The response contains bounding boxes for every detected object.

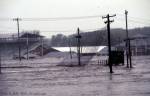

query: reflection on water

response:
[0,56,150,96]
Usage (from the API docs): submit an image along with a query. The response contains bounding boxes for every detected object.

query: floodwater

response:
[0,56,150,96]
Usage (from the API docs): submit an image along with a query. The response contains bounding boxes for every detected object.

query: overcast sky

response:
[0,0,150,37]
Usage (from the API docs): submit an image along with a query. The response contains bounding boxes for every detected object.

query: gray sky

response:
[0,0,150,37]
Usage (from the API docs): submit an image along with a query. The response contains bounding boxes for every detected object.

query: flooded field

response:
[0,56,150,96]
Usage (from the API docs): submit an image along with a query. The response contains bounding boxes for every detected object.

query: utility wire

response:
[0,15,150,23]
[116,14,150,23]
[0,18,12,21]
[0,15,103,21]
[128,16,150,22]
[0,25,17,30]
[116,17,150,25]
[128,19,150,25]
[0,27,105,33]
[21,15,103,21]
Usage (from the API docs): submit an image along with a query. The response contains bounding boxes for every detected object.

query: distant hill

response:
[51,27,150,47]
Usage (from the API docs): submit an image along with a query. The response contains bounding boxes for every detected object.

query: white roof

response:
[52,46,107,53]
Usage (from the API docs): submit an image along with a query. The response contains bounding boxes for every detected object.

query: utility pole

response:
[13,18,21,61]
[125,10,129,68]
[102,14,116,73]
[68,40,72,59]
[0,48,1,74]
[128,39,132,68]
[41,38,44,56]
[75,28,82,66]
[26,32,29,60]
[125,10,132,68]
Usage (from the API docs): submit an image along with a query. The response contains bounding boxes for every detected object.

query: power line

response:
[128,16,150,22]
[0,27,105,33]
[1,15,150,24]
[116,13,150,21]
[0,18,13,21]
[21,15,103,21]
[128,19,150,25]
[80,28,100,32]
[116,17,150,25]
[0,15,103,21]
[0,25,17,30]
[116,14,150,24]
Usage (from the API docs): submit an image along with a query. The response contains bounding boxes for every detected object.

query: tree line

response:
[50,27,150,47]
